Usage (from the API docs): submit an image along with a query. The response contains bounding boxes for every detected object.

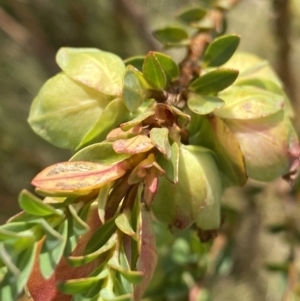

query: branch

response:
[272,0,295,101]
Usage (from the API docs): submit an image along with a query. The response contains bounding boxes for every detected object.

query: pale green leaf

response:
[18,189,62,217]
[56,47,125,95]
[216,86,284,119]
[28,73,112,149]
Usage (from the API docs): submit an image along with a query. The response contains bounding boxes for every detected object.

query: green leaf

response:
[97,183,113,224]
[0,243,37,301]
[108,256,143,285]
[189,69,239,94]
[150,127,171,158]
[18,189,62,217]
[39,220,68,279]
[67,234,116,267]
[71,142,131,165]
[0,228,34,242]
[113,135,154,154]
[216,86,284,119]
[189,114,247,187]
[143,52,166,90]
[84,217,117,254]
[56,47,125,95]
[122,66,144,112]
[151,52,179,82]
[152,26,189,45]
[115,211,136,239]
[176,6,206,25]
[76,98,130,150]
[124,56,145,72]
[187,94,225,115]
[64,216,81,256]
[32,161,129,196]
[28,73,112,149]
[203,35,240,67]
[68,205,90,237]
[58,277,102,294]
[156,140,179,183]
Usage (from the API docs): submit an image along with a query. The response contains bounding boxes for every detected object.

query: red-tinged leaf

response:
[32,161,129,195]
[106,125,142,141]
[128,154,156,185]
[133,205,157,301]
[113,136,154,154]
[144,168,159,208]
[27,206,102,301]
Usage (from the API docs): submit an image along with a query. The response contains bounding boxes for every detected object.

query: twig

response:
[272,0,295,102]
[178,0,240,87]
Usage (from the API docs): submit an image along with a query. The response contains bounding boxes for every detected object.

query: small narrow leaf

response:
[150,127,171,158]
[113,135,154,154]
[32,161,129,195]
[187,94,225,115]
[0,228,34,242]
[97,183,113,223]
[108,256,143,284]
[40,220,68,279]
[152,26,189,44]
[67,234,116,267]
[68,205,90,237]
[152,52,179,82]
[18,189,62,217]
[143,52,166,90]
[0,243,37,301]
[156,140,179,184]
[124,56,145,71]
[203,34,240,67]
[115,212,136,238]
[84,217,117,254]
[176,6,207,24]
[58,277,102,294]
[122,66,144,112]
[189,69,239,94]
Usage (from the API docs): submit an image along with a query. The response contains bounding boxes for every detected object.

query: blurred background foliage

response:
[1,0,300,300]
